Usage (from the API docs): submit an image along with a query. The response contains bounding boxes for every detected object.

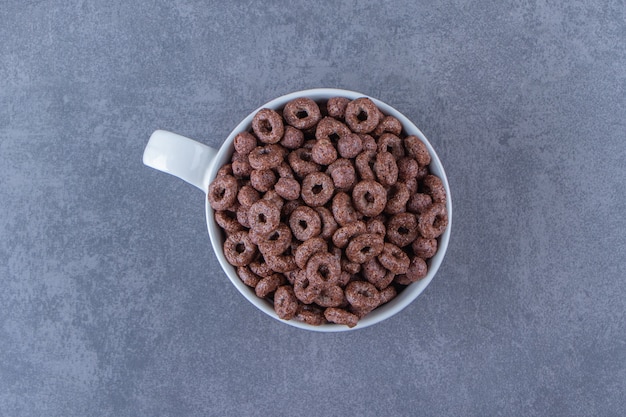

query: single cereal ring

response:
[266,253,298,273]
[377,133,405,159]
[283,97,322,130]
[373,151,398,186]
[236,204,251,228]
[384,182,410,214]
[404,135,431,166]
[378,243,410,274]
[362,257,387,284]
[223,231,258,267]
[331,192,359,227]
[237,265,261,288]
[287,148,320,177]
[315,117,351,143]
[306,251,341,288]
[296,304,326,325]
[289,206,322,241]
[250,168,277,192]
[255,273,285,298]
[248,199,281,235]
[366,217,386,236]
[311,139,338,165]
[379,285,397,304]
[345,233,384,264]
[337,270,352,287]
[373,115,402,137]
[215,209,244,234]
[404,177,418,195]
[386,212,419,247]
[344,97,381,133]
[252,108,284,144]
[258,223,292,256]
[234,131,258,155]
[274,177,301,201]
[314,285,345,308]
[208,175,238,211]
[412,237,438,259]
[327,158,356,190]
[360,134,378,153]
[301,172,334,207]
[262,189,285,212]
[281,198,303,218]
[352,180,387,217]
[250,260,274,277]
[231,158,253,178]
[248,145,284,170]
[275,161,295,179]
[337,133,363,159]
[341,258,361,275]
[324,307,358,328]
[293,272,322,304]
[405,256,429,282]
[295,237,328,269]
[280,125,305,149]
[418,202,448,239]
[345,280,381,311]
[327,97,350,119]
[355,151,376,180]
[315,206,339,240]
[216,163,233,178]
[422,175,447,204]
[274,285,299,320]
[331,221,366,249]
[237,184,261,207]
[397,157,419,181]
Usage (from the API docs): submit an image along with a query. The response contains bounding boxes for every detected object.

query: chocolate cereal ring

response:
[345,233,384,264]
[418,202,448,239]
[324,307,358,328]
[223,231,258,267]
[366,217,386,236]
[377,133,405,159]
[306,251,341,288]
[248,145,284,170]
[379,285,397,304]
[373,115,402,137]
[296,304,326,325]
[337,133,363,159]
[283,97,322,130]
[327,158,356,190]
[344,97,381,133]
[215,209,244,234]
[315,117,351,143]
[250,260,274,277]
[295,237,328,269]
[362,257,387,285]
[273,285,299,319]
[288,148,320,177]
[412,237,438,259]
[258,223,292,256]
[378,243,410,274]
[331,221,366,249]
[274,177,301,201]
[311,139,338,165]
[315,206,338,240]
[386,212,419,247]
[397,157,419,181]
[289,206,322,241]
[352,180,387,217]
[250,168,277,192]
[236,204,251,229]
[314,285,345,308]
[234,131,258,155]
[384,182,410,214]
[301,172,334,207]
[237,184,261,207]
[345,281,381,311]
[208,175,238,211]
[262,189,285,212]
[252,108,284,144]
[280,125,305,149]
[373,151,398,186]
[293,272,322,304]
[360,134,378,154]
[355,151,376,180]
[404,135,431,166]
[331,192,359,227]
[255,273,285,298]
[326,97,350,119]
[248,199,281,235]
[423,175,447,204]
[266,253,297,273]
[405,257,429,282]
[237,265,261,288]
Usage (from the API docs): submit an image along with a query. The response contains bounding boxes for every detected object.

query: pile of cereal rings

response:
[208,96,448,327]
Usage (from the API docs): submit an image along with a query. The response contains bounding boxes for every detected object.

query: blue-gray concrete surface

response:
[1,1,625,416]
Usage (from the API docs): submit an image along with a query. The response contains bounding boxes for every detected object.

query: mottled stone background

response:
[1,1,625,416]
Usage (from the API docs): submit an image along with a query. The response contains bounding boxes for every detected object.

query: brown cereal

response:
[283,97,322,130]
[355,151,376,180]
[288,148,320,177]
[345,233,384,263]
[234,131,258,155]
[208,175,238,211]
[306,251,341,288]
[345,280,381,311]
[404,177,419,195]
[248,145,284,170]
[331,192,359,227]
[404,135,431,166]
[237,266,261,288]
[327,158,356,190]
[311,139,338,165]
[252,108,284,144]
[216,163,233,178]
[327,97,350,119]
[324,307,358,328]
[397,157,419,181]
[386,212,419,247]
[316,117,351,143]
[236,204,251,229]
[360,134,378,153]
[379,285,397,304]
[223,231,258,267]
[274,177,301,200]
[373,151,398,186]
[301,172,335,207]
[423,174,447,204]
[250,260,274,277]
[295,237,328,269]
[255,273,285,298]
[331,221,366,249]
[352,180,387,217]
[250,168,277,192]
[262,189,285,212]
[215,209,244,234]
[345,97,381,133]
[281,198,303,218]
[373,115,402,137]
[237,184,261,207]
[258,223,292,256]
[384,182,410,214]
[315,206,339,240]
[275,161,295,179]
[378,243,410,274]
[273,285,299,319]
[405,256,429,282]
[314,285,345,308]
[407,192,432,214]
[418,202,448,239]
[341,258,361,275]
[280,125,305,149]
[266,253,297,273]
[248,199,281,235]
[232,158,253,178]
[289,206,322,241]
[377,133,405,159]
[296,304,326,325]
[362,257,387,285]
[293,272,322,304]
[366,217,386,236]
[412,237,438,259]
[337,133,363,159]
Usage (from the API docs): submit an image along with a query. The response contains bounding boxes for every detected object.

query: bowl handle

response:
[143,130,218,192]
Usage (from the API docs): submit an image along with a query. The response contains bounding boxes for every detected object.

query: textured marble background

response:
[1,1,625,416]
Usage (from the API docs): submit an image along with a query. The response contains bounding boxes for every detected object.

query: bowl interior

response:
[205,88,451,332]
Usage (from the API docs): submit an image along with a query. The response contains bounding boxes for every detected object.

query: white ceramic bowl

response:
[143,88,452,332]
